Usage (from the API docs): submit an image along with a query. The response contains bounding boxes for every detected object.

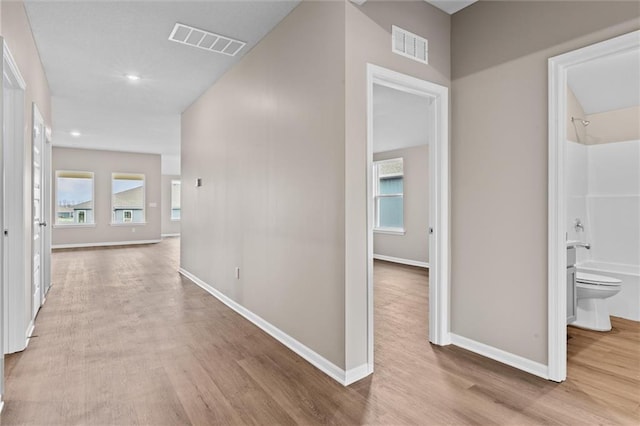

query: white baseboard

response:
[344,363,371,385]
[161,233,180,238]
[179,268,370,386]
[373,254,429,269]
[25,320,35,348]
[52,239,161,249]
[450,333,549,379]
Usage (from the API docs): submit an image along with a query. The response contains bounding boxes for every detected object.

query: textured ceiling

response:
[25,1,300,156]
[568,48,640,115]
[373,84,432,154]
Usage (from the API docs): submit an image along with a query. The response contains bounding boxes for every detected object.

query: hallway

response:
[1,239,638,425]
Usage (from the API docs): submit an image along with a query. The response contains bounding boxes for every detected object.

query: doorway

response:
[548,30,640,382]
[366,64,449,371]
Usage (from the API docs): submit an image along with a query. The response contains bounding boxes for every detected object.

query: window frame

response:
[170,179,181,221]
[54,170,95,227]
[111,172,146,226]
[373,158,405,235]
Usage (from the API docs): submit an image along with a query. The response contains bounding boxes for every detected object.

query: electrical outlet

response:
[235,267,240,279]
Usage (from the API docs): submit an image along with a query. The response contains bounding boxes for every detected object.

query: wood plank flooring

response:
[1,238,638,425]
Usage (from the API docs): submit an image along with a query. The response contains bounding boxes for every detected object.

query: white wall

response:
[373,145,429,265]
[586,140,640,267]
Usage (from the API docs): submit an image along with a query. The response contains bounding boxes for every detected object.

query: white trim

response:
[24,321,35,348]
[0,401,4,414]
[450,333,549,379]
[161,233,180,238]
[373,254,429,269]
[366,64,450,373]
[109,222,147,226]
[52,239,161,249]
[344,363,370,385]
[373,228,405,236]
[3,41,26,90]
[179,268,362,386]
[547,30,640,383]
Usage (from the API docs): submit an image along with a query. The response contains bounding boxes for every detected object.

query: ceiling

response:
[24,1,300,157]
[425,0,477,15]
[568,49,640,115]
[373,84,432,153]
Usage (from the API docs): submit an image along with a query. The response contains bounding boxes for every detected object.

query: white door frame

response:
[42,126,52,300]
[366,64,450,369]
[32,104,45,317]
[547,30,640,382]
[1,38,27,409]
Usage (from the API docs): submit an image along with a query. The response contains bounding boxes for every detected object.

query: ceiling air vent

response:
[168,23,246,57]
[392,25,428,65]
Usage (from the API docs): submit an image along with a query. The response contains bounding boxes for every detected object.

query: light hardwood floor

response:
[1,238,638,425]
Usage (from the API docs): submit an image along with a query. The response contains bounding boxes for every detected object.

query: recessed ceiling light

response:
[125,74,141,81]
[70,130,81,137]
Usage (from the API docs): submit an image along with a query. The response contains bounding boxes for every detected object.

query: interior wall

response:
[161,174,180,236]
[1,0,52,356]
[345,0,450,370]
[567,87,587,143]
[585,106,640,144]
[451,1,640,365]
[373,145,429,264]
[52,147,161,246]
[181,1,346,368]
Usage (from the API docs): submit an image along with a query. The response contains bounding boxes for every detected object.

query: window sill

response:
[374,228,406,236]
[110,222,147,226]
[53,223,96,229]
[170,219,181,222]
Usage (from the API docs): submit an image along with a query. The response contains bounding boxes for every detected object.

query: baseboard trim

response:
[373,254,429,269]
[344,363,370,385]
[161,233,180,238]
[179,268,368,386]
[52,239,161,249]
[25,320,35,348]
[450,333,549,379]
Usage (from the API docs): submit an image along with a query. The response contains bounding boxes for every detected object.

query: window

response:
[55,171,94,225]
[171,180,181,220]
[112,173,145,224]
[374,158,404,231]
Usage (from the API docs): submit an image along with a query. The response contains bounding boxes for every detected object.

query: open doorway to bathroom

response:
[365,64,449,373]
[548,30,640,382]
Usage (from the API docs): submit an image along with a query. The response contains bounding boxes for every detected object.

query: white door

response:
[32,105,45,318]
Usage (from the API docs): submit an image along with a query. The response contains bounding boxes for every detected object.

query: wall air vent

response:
[168,23,246,57]
[392,25,428,65]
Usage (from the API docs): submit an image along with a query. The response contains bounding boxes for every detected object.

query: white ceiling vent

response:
[392,25,428,65]
[168,23,246,57]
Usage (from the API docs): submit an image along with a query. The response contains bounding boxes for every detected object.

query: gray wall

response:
[374,145,429,264]
[52,147,161,246]
[450,1,640,364]
[181,1,346,368]
[161,174,180,236]
[344,0,450,370]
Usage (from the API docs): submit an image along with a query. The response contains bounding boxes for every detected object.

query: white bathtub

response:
[577,261,640,321]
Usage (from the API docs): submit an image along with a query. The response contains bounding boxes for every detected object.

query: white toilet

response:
[573,272,622,331]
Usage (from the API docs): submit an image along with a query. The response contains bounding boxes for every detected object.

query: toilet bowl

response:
[572,272,622,331]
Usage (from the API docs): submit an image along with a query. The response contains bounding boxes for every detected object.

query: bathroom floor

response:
[567,318,640,416]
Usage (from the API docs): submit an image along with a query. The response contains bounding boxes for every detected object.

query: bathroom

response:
[566,48,640,331]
